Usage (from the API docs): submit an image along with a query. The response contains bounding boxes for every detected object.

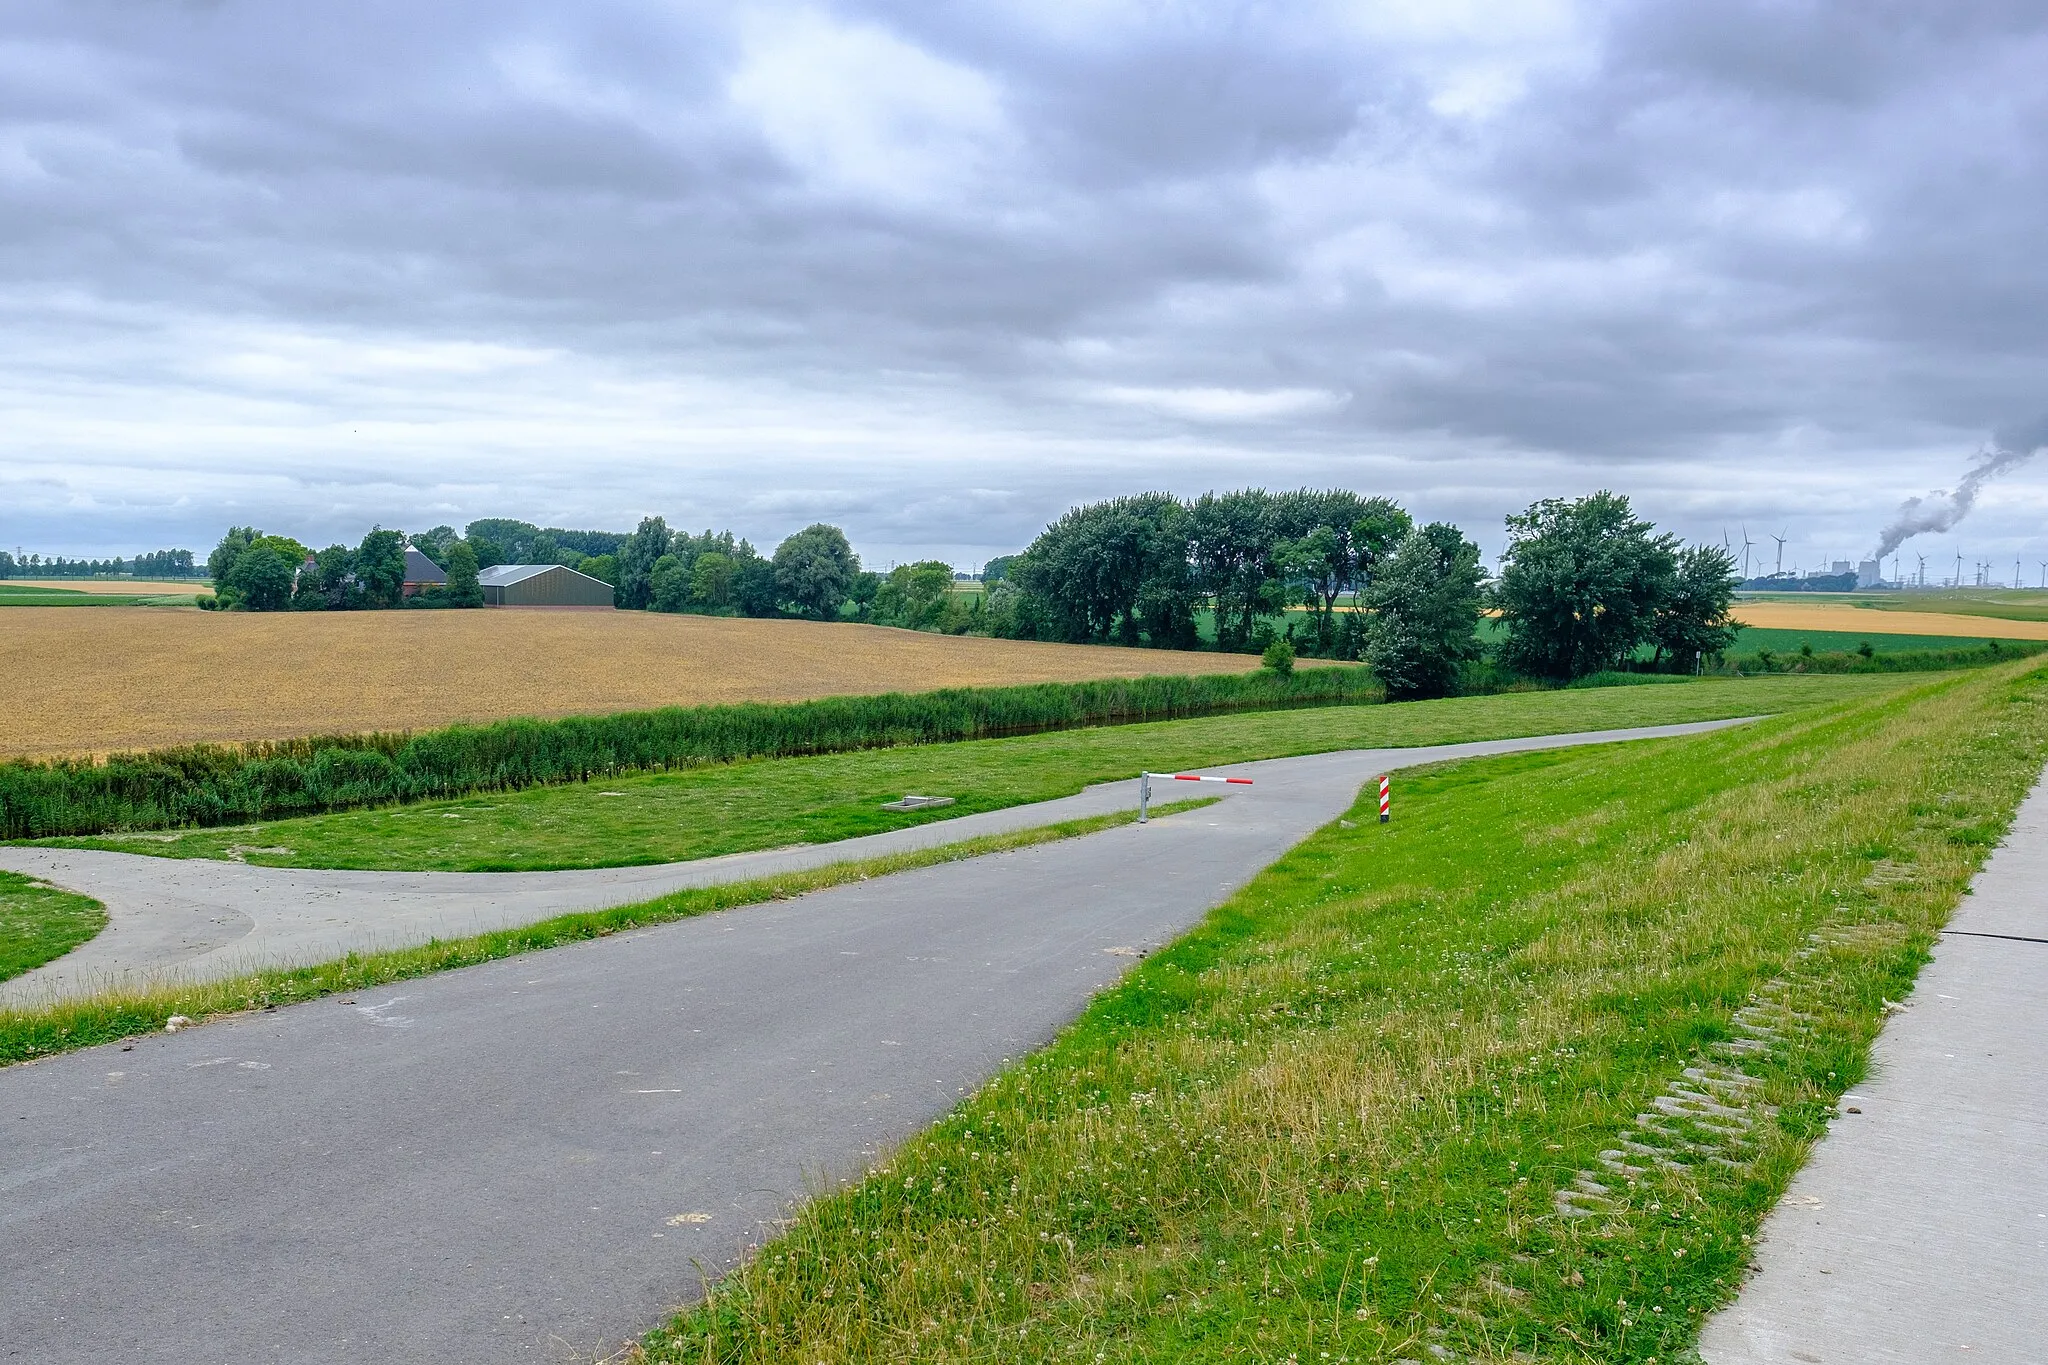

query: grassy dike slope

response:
[38,675,1897,871]
[642,659,2048,1364]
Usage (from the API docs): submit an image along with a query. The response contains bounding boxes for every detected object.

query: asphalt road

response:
[2,721,1748,1364]
[3,718,1752,1006]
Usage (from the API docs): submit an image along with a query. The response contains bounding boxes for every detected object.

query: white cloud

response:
[1095,385,1352,420]
[727,9,1012,203]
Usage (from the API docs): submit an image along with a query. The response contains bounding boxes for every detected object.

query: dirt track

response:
[1732,601,2048,640]
[0,608,1293,758]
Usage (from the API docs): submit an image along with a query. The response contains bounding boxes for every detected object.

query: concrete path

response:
[1700,775,2048,1364]
[1,722,1745,1365]
[0,720,1750,1006]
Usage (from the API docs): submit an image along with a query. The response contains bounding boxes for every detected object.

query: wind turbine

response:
[1955,549,1964,588]
[1740,526,1755,581]
[1916,554,1927,588]
[2038,560,2046,590]
[1772,531,1788,577]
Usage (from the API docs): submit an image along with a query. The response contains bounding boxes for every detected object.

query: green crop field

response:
[1726,625,2038,654]
[645,657,2048,1365]
[31,674,1906,872]
[1474,616,2040,654]
[0,871,106,983]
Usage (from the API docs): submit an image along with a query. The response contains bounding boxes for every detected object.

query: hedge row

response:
[0,667,1379,839]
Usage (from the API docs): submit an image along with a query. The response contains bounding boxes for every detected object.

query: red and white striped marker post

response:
[1138,770,1253,822]
[1377,774,1391,823]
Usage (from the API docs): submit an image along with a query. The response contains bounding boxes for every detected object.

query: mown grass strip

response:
[0,872,107,984]
[635,659,2048,1365]
[0,797,1216,1068]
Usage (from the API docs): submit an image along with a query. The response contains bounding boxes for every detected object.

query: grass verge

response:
[0,872,107,983]
[30,674,1907,872]
[636,658,2048,1364]
[0,798,1215,1068]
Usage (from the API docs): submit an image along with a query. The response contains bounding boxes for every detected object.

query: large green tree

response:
[649,553,690,613]
[1361,523,1485,699]
[207,527,260,584]
[872,561,957,631]
[690,552,737,612]
[224,543,295,611]
[1012,493,1190,645]
[1492,492,1679,680]
[1272,490,1412,656]
[1188,489,1279,651]
[292,544,357,610]
[1650,544,1741,671]
[617,516,674,610]
[445,542,484,608]
[354,528,408,608]
[772,524,859,619]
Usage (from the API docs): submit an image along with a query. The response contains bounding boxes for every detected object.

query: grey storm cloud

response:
[3,0,2047,566]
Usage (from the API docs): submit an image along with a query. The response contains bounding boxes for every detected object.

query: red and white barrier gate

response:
[1137,770,1253,822]
[1377,773,1391,823]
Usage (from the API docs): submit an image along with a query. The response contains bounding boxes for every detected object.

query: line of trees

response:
[0,550,198,578]
[988,487,1738,698]
[989,488,1414,656]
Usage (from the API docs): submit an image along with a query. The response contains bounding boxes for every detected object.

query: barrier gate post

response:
[1139,769,1253,823]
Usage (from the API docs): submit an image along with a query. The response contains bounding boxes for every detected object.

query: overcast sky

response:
[5,0,2046,577]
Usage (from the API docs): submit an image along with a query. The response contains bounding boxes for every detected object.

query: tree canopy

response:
[772,524,860,619]
[1492,491,1703,680]
[1362,523,1485,699]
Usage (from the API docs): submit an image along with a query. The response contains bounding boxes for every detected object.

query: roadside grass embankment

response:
[0,669,1375,841]
[0,799,1214,1066]
[0,872,105,983]
[31,674,1906,872]
[640,658,2048,1365]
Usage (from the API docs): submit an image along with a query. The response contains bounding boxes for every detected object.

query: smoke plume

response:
[1871,416,2048,559]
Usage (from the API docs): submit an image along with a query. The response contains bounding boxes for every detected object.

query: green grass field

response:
[31,675,1906,872]
[1474,616,2041,654]
[642,657,2048,1365]
[1725,625,2038,653]
[0,584,202,607]
[0,871,106,983]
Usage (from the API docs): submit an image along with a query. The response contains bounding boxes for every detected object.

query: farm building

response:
[477,563,616,609]
[402,547,448,597]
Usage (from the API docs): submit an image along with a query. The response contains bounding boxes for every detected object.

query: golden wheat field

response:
[1731,600,2048,639]
[0,608,1310,759]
